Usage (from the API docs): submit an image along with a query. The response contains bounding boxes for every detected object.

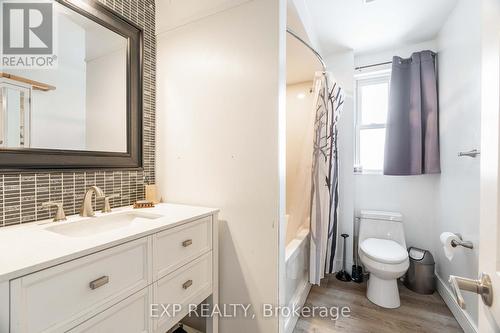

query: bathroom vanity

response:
[0,0,220,331]
[0,203,219,333]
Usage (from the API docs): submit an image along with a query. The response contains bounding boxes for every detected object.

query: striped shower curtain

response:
[309,72,344,285]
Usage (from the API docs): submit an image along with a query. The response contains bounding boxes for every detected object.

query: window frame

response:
[354,71,391,174]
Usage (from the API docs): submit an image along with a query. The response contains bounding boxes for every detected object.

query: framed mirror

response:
[0,0,143,169]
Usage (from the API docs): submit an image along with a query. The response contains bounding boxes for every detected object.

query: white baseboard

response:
[436,273,478,333]
[284,280,311,333]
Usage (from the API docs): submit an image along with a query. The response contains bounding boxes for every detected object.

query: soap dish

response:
[133,200,155,209]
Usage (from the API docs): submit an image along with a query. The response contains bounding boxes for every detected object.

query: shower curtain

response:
[309,72,345,285]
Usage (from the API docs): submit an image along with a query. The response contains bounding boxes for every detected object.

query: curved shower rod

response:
[286,28,327,72]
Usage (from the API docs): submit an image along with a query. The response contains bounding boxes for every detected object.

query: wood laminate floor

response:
[293,276,463,333]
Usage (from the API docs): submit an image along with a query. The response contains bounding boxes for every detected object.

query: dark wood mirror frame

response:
[0,0,143,171]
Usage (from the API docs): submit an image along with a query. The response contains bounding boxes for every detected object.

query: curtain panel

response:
[384,50,440,175]
[309,72,345,285]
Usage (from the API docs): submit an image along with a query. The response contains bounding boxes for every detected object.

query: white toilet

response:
[358,210,409,309]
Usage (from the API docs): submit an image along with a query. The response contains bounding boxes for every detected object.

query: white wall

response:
[355,40,438,68]
[288,0,322,53]
[286,82,314,244]
[85,48,127,152]
[156,1,284,332]
[435,0,481,326]
[354,175,438,252]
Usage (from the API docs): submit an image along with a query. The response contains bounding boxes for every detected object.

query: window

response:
[354,72,391,173]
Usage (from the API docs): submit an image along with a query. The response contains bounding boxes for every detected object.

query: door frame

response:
[478,0,500,331]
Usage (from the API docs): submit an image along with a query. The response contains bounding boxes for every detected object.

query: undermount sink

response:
[45,211,162,237]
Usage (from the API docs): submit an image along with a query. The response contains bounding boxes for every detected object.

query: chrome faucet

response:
[80,186,105,217]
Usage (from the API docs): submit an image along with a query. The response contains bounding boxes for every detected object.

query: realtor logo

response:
[1,1,57,68]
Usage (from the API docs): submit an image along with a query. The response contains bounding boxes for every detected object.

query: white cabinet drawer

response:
[10,237,151,333]
[69,287,152,333]
[154,252,213,333]
[154,217,212,279]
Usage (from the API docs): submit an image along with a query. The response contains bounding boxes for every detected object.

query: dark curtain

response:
[383,50,440,175]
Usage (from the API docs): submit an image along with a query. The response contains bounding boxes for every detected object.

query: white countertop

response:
[0,203,218,283]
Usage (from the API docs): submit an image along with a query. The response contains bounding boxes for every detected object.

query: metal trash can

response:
[404,247,436,294]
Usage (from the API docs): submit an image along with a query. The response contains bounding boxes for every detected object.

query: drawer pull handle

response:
[183,280,193,290]
[89,276,109,290]
[182,239,193,247]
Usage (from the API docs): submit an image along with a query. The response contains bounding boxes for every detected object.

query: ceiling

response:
[156,0,251,35]
[56,2,126,61]
[287,1,322,84]
[287,35,322,84]
[304,0,458,55]
[154,0,458,83]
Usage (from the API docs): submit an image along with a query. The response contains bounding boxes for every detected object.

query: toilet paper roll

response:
[440,232,460,261]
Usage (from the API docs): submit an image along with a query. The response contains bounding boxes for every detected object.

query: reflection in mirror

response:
[0,84,30,148]
[0,1,127,153]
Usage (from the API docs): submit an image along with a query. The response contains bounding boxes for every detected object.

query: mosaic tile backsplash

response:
[0,0,156,227]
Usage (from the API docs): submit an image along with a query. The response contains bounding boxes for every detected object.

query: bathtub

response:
[284,226,311,333]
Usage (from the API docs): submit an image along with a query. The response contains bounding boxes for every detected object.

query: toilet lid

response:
[360,238,408,264]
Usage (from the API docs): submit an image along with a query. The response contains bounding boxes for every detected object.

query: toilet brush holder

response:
[351,232,363,283]
[336,233,352,282]
[351,264,363,283]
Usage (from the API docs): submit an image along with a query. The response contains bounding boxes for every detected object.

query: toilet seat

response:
[360,238,408,264]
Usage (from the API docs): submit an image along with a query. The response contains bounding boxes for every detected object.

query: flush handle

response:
[182,239,193,247]
[89,276,109,290]
[182,279,193,290]
[449,273,493,309]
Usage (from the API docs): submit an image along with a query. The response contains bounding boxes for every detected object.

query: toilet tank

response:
[358,210,406,247]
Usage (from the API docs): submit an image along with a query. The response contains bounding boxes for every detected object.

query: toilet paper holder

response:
[451,233,474,250]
